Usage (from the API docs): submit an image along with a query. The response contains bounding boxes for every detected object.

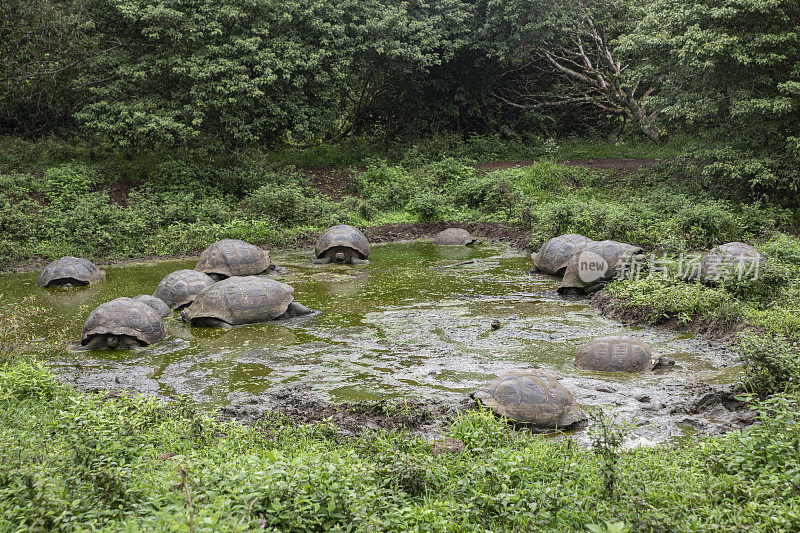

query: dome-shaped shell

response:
[133,294,172,318]
[183,276,295,326]
[36,257,106,288]
[558,240,644,293]
[533,234,592,275]
[153,269,216,310]
[575,336,659,372]
[434,228,476,246]
[315,225,370,259]
[471,370,587,429]
[700,242,764,283]
[81,297,166,346]
[195,239,270,279]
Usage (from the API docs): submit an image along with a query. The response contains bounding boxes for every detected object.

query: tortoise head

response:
[656,356,675,368]
[334,251,345,262]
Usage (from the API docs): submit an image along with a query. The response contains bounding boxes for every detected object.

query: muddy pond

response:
[4,242,751,445]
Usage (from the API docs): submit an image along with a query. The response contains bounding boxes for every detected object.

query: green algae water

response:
[1,242,740,429]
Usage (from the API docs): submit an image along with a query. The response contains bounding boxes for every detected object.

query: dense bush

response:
[1,354,800,531]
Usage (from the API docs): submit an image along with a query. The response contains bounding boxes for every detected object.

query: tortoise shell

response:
[195,239,270,279]
[558,240,644,293]
[700,242,764,283]
[183,276,295,326]
[532,234,592,275]
[434,228,476,246]
[471,370,587,429]
[315,225,370,259]
[81,297,166,346]
[575,336,659,372]
[133,294,172,318]
[153,269,216,310]
[36,257,106,288]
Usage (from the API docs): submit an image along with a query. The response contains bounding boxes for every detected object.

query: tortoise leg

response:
[350,257,369,265]
[312,257,332,265]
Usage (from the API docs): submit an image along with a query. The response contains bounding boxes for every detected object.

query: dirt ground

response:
[364,221,532,250]
[219,384,468,440]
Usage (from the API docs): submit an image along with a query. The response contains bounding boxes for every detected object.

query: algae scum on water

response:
[3,242,747,443]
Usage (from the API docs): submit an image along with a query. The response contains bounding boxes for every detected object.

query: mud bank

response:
[62,372,753,446]
[590,290,748,342]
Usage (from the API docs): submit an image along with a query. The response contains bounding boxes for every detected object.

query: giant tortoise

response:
[558,240,645,294]
[133,294,172,318]
[530,234,592,276]
[314,225,370,265]
[36,257,106,288]
[182,276,313,327]
[434,228,477,246]
[471,370,587,429]
[77,297,166,350]
[153,269,216,310]
[195,239,271,280]
[699,242,764,283]
[575,336,674,372]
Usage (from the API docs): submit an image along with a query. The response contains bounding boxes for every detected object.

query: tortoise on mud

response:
[182,276,313,327]
[558,240,645,294]
[153,269,216,310]
[36,257,106,289]
[530,234,592,276]
[314,225,371,265]
[133,294,171,318]
[471,370,587,429]
[575,336,674,372]
[196,239,271,280]
[77,297,166,350]
[434,228,477,246]
[699,242,764,283]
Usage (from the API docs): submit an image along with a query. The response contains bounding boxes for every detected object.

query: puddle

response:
[2,242,750,444]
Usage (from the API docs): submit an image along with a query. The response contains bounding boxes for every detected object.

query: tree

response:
[485,0,665,141]
[620,0,800,150]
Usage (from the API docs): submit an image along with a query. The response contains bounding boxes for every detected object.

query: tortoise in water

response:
[153,269,215,310]
[133,294,171,318]
[77,297,166,350]
[530,234,592,276]
[182,276,313,327]
[314,225,370,265]
[195,239,271,280]
[558,240,645,294]
[575,336,674,372]
[470,370,587,429]
[36,257,106,288]
[700,242,764,283]
[434,228,477,246]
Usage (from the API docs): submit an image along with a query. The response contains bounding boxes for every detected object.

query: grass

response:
[1,356,799,532]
